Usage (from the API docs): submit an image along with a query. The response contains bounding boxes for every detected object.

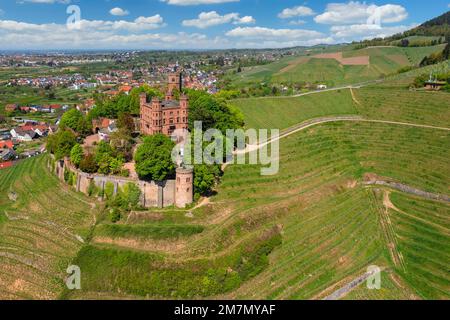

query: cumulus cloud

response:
[225,26,335,48]
[315,1,408,25]
[330,23,416,41]
[182,11,254,28]
[161,0,239,5]
[110,7,129,16]
[278,6,315,19]
[0,15,165,33]
[0,16,232,49]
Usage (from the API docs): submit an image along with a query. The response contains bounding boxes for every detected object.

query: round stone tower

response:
[175,166,193,208]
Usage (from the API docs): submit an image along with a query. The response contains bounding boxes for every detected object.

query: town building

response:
[140,73,189,139]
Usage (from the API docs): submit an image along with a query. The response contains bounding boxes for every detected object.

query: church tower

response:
[168,72,182,93]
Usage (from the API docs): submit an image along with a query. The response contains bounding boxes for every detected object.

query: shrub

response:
[108,208,122,223]
[70,144,84,168]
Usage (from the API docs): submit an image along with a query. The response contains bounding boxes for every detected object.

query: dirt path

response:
[234,116,450,157]
[234,116,450,156]
[350,87,361,105]
[380,189,450,235]
[365,180,450,203]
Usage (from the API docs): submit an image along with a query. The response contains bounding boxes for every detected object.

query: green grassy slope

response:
[229,45,445,87]
[232,89,357,130]
[0,156,96,299]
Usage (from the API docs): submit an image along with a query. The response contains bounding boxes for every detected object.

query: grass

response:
[65,229,281,299]
[95,223,205,240]
[388,192,450,299]
[1,72,449,300]
[231,89,357,130]
[228,45,445,88]
[68,84,449,299]
[0,155,96,299]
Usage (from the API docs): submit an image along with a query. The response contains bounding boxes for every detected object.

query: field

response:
[1,61,449,300]
[231,89,357,130]
[66,83,449,299]
[229,45,445,87]
[0,156,96,299]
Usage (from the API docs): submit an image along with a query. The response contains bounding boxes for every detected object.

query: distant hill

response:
[401,11,450,39]
[355,11,450,48]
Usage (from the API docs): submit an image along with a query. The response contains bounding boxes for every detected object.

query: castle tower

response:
[168,72,182,93]
[151,96,163,134]
[140,93,151,135]
[175,167,193,208]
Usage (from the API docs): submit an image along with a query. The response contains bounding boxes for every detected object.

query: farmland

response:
[67,116,449,299]
[229,45,446,88]
[0,156,96,299]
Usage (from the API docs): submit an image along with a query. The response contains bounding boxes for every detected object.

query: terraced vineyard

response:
[231,89,357,130]
[0,156,96,299]
[1,79,449,300]
[63,117,449,299]
[229,45,445,87]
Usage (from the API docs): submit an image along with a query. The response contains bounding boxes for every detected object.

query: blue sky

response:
[0,0,448,49]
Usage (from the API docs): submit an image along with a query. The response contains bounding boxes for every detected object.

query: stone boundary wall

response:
[51,157,177,208]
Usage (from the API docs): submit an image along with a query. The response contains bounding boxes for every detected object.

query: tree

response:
[79,154,98,173]
[60,109,91,136]
[186,89,244,133]
[47,130,77,160]
[117,112,135,135]
[135,134,176,181]
[70,144,84,167]
[194,164,220,197]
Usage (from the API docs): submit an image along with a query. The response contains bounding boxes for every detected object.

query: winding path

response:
[234,116,450,155]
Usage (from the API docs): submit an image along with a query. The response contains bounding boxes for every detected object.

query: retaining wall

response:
[52,157,181,208]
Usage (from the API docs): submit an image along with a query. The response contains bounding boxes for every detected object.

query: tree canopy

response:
[59,109,91,136]
[186,89,244,133]
[135,134,176,182]
[47,130,77,160]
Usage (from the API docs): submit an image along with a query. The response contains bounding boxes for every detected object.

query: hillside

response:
[55,65,449,299]
[402,11,450,38]
[228,45,445,88]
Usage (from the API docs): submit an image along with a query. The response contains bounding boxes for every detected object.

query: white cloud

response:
[0,15,165,33]
[182,11,254,29]
[289,20,306,26]
[315,1,408,25]
[161,0,239,5]
[331,23,416,41]
[225,26,334,48]
[110,7,130,17]
[278,6,315,19]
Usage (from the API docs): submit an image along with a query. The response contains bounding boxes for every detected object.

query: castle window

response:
[187,188,190,192]
[186,178,190,182]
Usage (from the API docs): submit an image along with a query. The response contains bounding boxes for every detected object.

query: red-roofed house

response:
[119,85,133,95]
[0,140,14,149]
[0,161,14,170]
[49,104,62,113]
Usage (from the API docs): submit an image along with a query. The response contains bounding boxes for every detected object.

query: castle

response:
[138,73,193,208]
[140,73,189,138]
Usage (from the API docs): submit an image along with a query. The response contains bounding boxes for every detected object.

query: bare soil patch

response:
[313,52,369,66]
